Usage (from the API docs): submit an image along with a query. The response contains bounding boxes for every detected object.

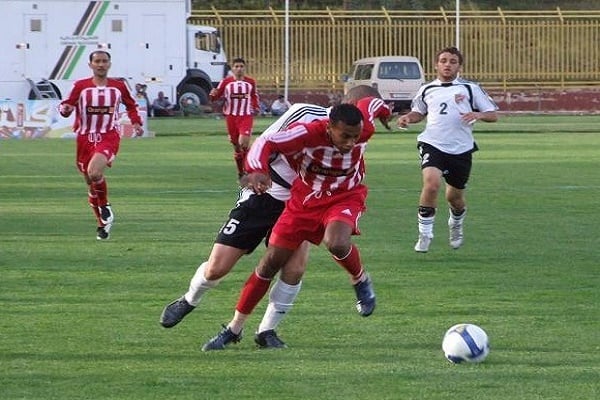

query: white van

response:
[344,56,425,112]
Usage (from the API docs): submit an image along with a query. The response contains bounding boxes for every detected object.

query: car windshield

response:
[378,62,421,79]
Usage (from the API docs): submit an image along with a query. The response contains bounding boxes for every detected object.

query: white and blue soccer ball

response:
[442,323,489,364]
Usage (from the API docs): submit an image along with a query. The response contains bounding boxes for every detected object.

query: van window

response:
[378,62,421,80]
[354,64,374,80]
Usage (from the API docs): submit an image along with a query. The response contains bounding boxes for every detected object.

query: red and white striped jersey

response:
[355,96,392,140]
[246,119,367,192]
[210,76,259,116]
[60,78,142,135]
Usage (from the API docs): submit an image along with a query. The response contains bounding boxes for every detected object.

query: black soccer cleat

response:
[353,274,376,317]
[99,204,114,225]
[202,325,242,351]
[159,296,195,328]
[96,225,110,240]
[255,329,287,349]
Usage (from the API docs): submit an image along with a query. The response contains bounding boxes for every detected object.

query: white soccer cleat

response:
[414,234,433,253]
[448,218,464,249]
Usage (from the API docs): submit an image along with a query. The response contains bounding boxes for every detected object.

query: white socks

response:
[257,279,302,333]
[449,208,467,226]
[417,215,435,238]
[184,261,221,306]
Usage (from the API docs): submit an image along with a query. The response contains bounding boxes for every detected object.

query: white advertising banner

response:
[0,98,150,139]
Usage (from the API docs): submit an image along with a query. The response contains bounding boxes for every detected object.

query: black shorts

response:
[417,142,475,190]
[214,188,286,253]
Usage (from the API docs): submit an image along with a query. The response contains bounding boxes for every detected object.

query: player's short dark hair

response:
[89,50,111,62]
[436,46,463,65]
[343,85,382,103]
[329,103,363,126]
[232,57,246,65]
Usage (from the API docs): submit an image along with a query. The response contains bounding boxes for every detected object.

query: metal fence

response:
[190,8,600,92]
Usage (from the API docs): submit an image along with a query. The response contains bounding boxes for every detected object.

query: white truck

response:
[1,0,228,112]
[344,56,425,112]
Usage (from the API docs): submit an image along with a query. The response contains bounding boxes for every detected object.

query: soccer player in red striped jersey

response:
[242,103,376,311]
[209,57,260,179]
[200,102,387,350]
[159,87,391,350]
[59,50,143,240]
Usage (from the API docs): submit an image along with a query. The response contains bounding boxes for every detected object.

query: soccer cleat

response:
[255,330,287,349]
[414,234,433,253]
[160,296,195,328]
[96,226,110,240]
[99,204,114,225]
[353,274,376,317]
[448,217,464,249]
[201,325,242,351]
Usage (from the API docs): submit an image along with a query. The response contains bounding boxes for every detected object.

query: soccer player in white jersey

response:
[160,86,391,350]
[209,57,260,179]
[59,51,143,240]
[398,46,498,252]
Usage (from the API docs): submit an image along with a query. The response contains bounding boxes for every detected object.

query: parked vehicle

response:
[0,0,228,111]
[344,56,425,112]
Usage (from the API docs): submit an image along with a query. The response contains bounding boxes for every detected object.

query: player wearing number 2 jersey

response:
[59,50,143,240]
[398,46,498,253]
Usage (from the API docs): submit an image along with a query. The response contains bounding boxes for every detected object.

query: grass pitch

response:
[0,115,599,399]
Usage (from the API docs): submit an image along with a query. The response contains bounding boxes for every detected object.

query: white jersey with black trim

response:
[412,78,498,154]
[260,103,329,201]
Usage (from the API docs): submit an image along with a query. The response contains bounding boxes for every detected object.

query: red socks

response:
[235,271,272,315]
[88,188,102,225]
[234,149,248,176]
[91,178,108,206]
[332,244,365,282]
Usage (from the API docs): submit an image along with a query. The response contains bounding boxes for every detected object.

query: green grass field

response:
[1,115,599,399]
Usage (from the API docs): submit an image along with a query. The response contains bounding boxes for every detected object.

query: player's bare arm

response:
[379,114,393,130]
[397,111,424,128]
[459,110,498,125]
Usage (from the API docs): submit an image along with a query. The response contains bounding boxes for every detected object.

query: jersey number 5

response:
[221,218,240,235]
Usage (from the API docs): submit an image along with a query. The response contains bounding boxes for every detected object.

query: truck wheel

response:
[178,85,209,116]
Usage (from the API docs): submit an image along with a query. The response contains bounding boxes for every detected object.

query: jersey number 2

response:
[439,102,448,115]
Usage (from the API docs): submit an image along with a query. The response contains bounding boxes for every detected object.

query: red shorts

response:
[225,114,254,145]
[76,131,121,174]
[269,181,368,250]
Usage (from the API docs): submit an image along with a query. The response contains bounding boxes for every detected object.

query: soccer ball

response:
[442,323,489,364]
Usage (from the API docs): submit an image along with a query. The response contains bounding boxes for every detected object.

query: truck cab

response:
[177,25,228,115]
